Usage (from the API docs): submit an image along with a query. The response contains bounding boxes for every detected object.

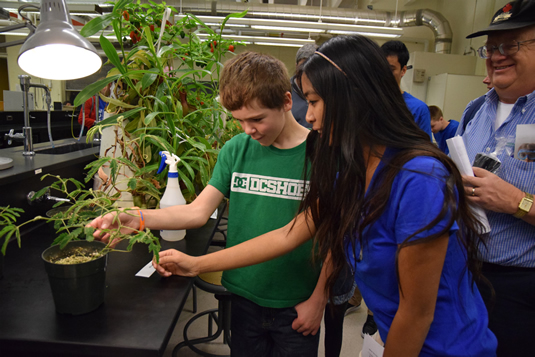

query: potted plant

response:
[0,174,161,314]
[74,0,245,208]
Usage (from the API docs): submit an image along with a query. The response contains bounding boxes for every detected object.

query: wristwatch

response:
[513,192,534,218]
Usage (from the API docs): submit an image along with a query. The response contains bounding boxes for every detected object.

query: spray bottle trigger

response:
[156,151,168,174]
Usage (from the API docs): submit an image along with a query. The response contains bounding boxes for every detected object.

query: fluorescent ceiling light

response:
[251,25,324,33]
[248,12,388,25]
[355,19,387,24]
[255,42,304,48]
[327,30,401,38]
[204,22,248,28]
[179,15,401,36]
[196,33,314,45]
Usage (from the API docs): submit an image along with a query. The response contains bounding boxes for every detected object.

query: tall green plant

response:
[75,0,245,206]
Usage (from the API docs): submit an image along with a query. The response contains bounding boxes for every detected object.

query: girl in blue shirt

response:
[154,35,497,356]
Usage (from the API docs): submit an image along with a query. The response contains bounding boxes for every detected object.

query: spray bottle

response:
[157,151,186,241]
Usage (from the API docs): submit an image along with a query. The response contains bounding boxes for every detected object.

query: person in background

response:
[291,43,316,129]
[152,35,497,357]
[381,40,432,140]
[90,52,328,357]
[78,80,111,129]
[429,105,459,155]
[459,1,535,355]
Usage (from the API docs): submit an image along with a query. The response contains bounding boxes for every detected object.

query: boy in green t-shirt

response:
[90,51,326,356]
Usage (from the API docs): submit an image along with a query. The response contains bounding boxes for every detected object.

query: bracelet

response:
[138,210,145,231]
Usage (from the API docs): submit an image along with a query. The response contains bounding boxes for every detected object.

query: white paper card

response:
[135,261,156,278]
[210,208,218,220]
[446,136,491,234]
[362,334,384,357]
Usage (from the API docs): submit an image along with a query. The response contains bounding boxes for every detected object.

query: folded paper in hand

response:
[446,136,491,234]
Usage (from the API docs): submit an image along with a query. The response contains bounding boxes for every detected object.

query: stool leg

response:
[172,305,230,357]
[222,298,231,346]
[192,285,197,314]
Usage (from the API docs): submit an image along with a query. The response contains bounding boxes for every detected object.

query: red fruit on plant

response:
[229,45,235,52]
[213,40,217,46]
[130,30,137,43]
[210,48,214,53]
[122,10,129,21]
[200,102,204,105]
[150,24,154,32]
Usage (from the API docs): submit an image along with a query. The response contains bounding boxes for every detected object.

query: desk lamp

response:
[4,0,102,156]
[17,0,101,80]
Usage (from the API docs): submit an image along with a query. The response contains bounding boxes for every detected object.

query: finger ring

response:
[471,187,476,196]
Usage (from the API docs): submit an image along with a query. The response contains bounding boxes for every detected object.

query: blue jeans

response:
[230,294,319,357]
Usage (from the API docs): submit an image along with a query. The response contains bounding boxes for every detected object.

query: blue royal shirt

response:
[433,120,459,155]
[347,149,497,356]
[403,91,432,140]
[456,88,535,267]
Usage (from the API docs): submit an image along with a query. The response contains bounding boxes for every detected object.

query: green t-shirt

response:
[209,133,321,308]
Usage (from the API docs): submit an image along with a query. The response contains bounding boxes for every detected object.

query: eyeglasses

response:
[477,39,535,59]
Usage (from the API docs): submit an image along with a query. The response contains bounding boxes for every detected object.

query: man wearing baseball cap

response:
[459,1,535,355]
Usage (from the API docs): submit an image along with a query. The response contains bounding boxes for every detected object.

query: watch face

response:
[520,199,532,212]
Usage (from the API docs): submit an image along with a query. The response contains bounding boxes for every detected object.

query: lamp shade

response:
[18,0,101,80]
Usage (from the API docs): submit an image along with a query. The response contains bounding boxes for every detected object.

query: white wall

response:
[427,73,487,121]
[402,51,478,101]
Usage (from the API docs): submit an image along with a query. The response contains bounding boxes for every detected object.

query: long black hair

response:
[296,35,486,299]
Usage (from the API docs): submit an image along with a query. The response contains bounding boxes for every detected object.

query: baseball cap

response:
[466,0,535,38]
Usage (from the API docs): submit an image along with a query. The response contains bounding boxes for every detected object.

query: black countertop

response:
[0,201,226,357]
[0,138,99,186]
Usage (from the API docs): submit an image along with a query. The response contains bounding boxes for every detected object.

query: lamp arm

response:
[0,21,36,48]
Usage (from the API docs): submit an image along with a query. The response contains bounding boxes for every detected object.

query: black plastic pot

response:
[0,253,3,280]
[42,240,108,315]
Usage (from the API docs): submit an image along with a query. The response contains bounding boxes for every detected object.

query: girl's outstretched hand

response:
[152,249,199,277]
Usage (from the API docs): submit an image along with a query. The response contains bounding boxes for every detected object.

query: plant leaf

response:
[144,111,161,125]
[101,34,125,74]
[73,75,121,107]
[93,107,147,128]
[141,72,158,90]
[80,13,116,38]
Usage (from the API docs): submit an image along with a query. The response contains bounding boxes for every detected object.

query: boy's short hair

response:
[428,105,443,121]
[380,40,410,68]
[219,51,290,111]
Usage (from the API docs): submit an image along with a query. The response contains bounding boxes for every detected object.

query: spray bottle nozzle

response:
[157,151,180,175]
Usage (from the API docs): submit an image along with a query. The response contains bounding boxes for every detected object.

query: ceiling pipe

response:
[175,1,452,53]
